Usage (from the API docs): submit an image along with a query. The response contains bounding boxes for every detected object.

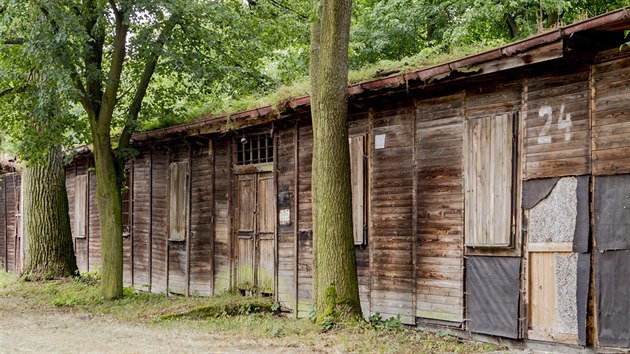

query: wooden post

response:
[294,121,300,318]
[166,150,171,296]
[210,138,216,295]
[86,166,90,271]
[411,100,418,325]
[148,148,153,292]
[367,107,374,316]
[227,140,234,290]
[186,142,193,296]
[130,160,135,286]
[273,127,279,299]
[3,177,7,272]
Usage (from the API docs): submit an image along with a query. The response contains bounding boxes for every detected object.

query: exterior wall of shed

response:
[0,173,22,273]
[32,47,630,349]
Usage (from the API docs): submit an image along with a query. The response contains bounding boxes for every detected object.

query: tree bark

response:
[92,127,124,300]
[22,146,77,279]
[309,0,362,322]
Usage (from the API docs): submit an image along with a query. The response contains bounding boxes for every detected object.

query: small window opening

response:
[237,133,274,165]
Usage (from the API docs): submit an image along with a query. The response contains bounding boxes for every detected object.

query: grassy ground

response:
[0,272,503,353]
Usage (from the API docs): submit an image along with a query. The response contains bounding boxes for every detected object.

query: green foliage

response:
[367,312,402,331]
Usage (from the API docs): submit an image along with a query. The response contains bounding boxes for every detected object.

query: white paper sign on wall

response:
[375,134,386,150]
[279,209,291,226]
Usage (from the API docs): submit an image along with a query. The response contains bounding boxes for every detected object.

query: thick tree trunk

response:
[92,129,123,300]
[22,146,77,279]
[310,0,362,322]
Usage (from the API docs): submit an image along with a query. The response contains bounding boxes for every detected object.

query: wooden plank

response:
[528,252,557,339]
[528,242,573,253]
[349,135,366,245]
[74,175,88,238]
[168,161,189,242]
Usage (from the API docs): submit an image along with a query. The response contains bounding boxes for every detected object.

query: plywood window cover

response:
[74,174,88,239]
[349,134,367,245]
[168,161,189,242]
[236,132,274,166]
[464,112,516,248]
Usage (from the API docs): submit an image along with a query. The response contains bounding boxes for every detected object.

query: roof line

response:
[132,6,630,142]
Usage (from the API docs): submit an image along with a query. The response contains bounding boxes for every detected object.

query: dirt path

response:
[0,297,323,353]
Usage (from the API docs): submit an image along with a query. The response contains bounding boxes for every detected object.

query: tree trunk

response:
[310,0,362,322]
[92,128,123,300]
[22,146,77,279]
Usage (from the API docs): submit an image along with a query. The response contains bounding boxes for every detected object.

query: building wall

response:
[3,47,630,349]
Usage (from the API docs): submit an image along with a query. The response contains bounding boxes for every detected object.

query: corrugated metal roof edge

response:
[132,6,630,142]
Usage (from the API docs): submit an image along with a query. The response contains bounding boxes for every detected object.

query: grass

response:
[0,271,503,353]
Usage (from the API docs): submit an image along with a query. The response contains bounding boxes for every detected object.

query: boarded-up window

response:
[350,135,366,245]
[168,161,189,241]
[464,113,514,247]
[74,175,88,238]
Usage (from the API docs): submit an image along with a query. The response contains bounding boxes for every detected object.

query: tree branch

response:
[118,15,179,150]
[83,0,105,115]
[98,3,128,130]
[2,38,24,45]
[0,85,28,98]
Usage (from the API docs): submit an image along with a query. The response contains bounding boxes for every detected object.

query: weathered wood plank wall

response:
[213,140,232,293]
[297,122,314,317]
[370,103,415,324]
[415,93,465,322]
[276,123,296,311]
[0,173,21,273]
[525,66,591,179]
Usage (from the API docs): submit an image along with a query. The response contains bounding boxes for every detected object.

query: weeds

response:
[0,271,503,353]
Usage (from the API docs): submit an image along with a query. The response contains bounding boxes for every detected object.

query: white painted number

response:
[537,104,572,144]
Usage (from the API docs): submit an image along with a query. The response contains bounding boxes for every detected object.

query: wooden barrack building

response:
[4,7,630,350]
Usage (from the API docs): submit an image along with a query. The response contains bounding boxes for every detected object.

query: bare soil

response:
[0,297,325,353]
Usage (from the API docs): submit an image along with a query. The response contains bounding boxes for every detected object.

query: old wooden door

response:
[235,172,275,294]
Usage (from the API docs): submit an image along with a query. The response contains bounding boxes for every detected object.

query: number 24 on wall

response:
[537,103,573,144]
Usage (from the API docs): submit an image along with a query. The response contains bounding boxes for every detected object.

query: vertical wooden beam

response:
[367,107,374,316]
[411,100,418,325]
[273,127,279,300]
[519,79,529,338]
[166,150,171,296]
[227,139,234,290]
[588,63,598,348]
[130,160,135,286]
[209,138,216,295]
[186,142,193,297]
[148,148,153,292]
[294,121,300,318]
[86,163,90,271]
[3,177,7,272]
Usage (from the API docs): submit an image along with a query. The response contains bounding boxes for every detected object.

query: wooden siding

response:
[593,57,630,175]
[150,146,168,293]
[415,93,465,322]
[213,140,232,293]
[88,170,101,272]
[74,160,89,273]
[189,142,214,296]
[0,176,6,271]
[297,122,314,317]
[276,124,296,311]
[348,114,371,317]
[0,174,21,273]
[525,68,591,179]
[370,103,415,324]
[132,151,151,290]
